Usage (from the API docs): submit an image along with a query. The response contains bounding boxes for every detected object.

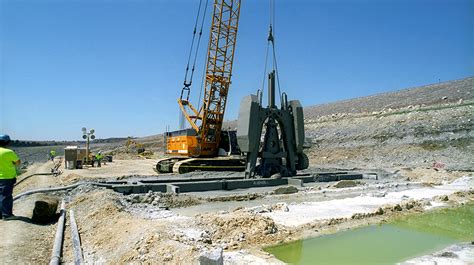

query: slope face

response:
[305,77,473,118]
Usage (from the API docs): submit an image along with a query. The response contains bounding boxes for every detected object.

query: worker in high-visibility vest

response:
[0,134,21,220]
[49,150,56,161]
[95,151,104,167]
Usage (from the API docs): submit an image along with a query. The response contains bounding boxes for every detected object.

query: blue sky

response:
[1,0,472,140]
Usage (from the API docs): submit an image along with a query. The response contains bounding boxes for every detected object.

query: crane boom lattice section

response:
[200,0,241,156]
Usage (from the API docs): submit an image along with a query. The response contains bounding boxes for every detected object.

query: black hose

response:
[15,172,54,187]
[13,182,114,201]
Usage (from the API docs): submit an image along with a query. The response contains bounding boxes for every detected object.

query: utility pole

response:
[82,127,95,164]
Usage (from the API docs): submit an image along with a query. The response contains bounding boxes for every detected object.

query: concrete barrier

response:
[110,172,366,195]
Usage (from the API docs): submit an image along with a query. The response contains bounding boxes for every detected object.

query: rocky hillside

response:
[305,77,473,118]
[305,101,474,171]
[303,76,474,171]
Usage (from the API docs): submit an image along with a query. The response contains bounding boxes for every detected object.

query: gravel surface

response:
[305,101,474,171]
[305,76,473,118]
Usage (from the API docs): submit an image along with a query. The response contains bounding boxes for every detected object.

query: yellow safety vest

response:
[0,147,20,180]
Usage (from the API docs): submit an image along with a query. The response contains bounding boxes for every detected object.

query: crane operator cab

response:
[217,130,241,157]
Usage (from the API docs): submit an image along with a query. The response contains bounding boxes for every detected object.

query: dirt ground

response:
[0,160,60,264]
[60,159,157,181]
[1,97,472,264]
[0,158,156,264]
[1,157,472,264]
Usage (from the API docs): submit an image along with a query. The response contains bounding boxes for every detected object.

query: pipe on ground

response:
[13,182,114,201]
[50,200,66,265]
[69,210,84,265]
[15,172,54,186]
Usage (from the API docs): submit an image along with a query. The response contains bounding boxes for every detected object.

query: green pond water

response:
[265,204,474,265]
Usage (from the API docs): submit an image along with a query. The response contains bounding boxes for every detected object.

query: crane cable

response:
[191,0,210,121]
[182,0,209,92]
[196,47,208,118]
[180,0,210,129]
[261,0,282,103]
[196,0,212,117]
[189,0,209,84]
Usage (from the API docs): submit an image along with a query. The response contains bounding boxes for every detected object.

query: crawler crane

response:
[156,0,309,177]
[156,0,245,174]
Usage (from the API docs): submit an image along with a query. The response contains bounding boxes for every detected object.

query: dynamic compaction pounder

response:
[237,71,309,178]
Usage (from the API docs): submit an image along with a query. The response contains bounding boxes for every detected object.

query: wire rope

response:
[183,0,204,86]
[189,0,210,83]
[261,0,282,103]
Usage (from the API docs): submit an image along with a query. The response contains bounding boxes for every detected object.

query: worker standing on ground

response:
[49,149,56,161]
[95,151,104,168]
[0,134,21,220]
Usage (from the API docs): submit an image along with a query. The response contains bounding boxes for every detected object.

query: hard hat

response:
[0,134,11,142]
[98,151,102,154]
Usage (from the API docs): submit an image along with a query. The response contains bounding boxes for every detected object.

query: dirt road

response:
[0,160,59,264]
[0,158,157,264]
